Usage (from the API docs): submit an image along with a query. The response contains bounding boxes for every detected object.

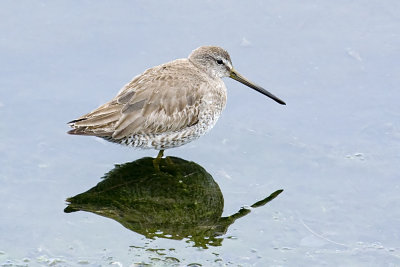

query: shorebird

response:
[68,46,285,161]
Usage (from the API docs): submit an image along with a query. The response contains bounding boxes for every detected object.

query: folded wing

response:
[68,60,205,139]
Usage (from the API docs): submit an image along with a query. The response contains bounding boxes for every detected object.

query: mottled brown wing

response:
[69,59,206,139]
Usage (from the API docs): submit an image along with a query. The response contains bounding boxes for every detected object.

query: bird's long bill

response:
[230,69,286,105]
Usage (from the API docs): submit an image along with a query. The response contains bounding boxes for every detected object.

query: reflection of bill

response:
[65,157,283,248]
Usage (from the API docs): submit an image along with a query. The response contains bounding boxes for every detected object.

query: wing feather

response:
[69,59,206,139]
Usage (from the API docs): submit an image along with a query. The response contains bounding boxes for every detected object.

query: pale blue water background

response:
[1,1,400,266]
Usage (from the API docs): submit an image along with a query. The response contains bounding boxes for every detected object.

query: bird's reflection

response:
[64,156,283,248]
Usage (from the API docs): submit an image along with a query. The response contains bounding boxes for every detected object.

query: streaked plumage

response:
[68,46,285,151]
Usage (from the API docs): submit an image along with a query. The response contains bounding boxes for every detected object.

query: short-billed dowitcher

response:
[68,46,285,159]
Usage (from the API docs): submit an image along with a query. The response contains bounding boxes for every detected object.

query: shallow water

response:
[1,1,400,266]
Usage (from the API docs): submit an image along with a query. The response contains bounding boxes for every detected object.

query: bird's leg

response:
[165,156,174,166]
[153,149,164,171]
[156,149,164,159]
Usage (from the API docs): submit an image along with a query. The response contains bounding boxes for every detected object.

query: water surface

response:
[1,1,399,266]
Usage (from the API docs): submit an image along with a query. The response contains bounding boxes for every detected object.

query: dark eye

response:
[216,59,224,65]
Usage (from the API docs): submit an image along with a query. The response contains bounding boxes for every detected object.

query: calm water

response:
[1,1,400,266]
